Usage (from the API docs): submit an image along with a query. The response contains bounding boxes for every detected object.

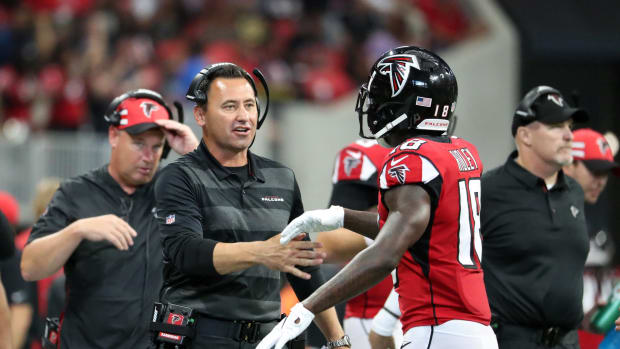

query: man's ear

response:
[194,105,206,127]
[517,125,533,147]
[109,126,120,148]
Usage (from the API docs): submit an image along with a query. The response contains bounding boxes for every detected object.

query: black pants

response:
[191,334,260,349]
[496,324,580,349]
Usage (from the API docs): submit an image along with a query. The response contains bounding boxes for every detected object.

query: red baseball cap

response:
[0,191,19,225]
[571,128,620,176]
[115,97,170,134]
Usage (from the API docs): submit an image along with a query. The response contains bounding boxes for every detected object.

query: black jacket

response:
[28,166,163,348]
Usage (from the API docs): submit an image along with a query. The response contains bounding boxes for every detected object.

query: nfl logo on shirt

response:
[166,214,176,224]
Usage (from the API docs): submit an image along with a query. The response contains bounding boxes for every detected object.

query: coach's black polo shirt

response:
[481,152,588,329]
[155,140,322,322]
[28,166,163,348]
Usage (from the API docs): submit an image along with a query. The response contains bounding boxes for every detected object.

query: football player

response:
[258,46,498,349]
[317,139,402,349]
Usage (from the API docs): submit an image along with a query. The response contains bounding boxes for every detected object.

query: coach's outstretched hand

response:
[279,206,344,245]
[257,303,315,349]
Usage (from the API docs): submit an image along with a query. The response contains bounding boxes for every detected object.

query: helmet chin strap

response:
[373,113,408,139]
[373,113,408,148]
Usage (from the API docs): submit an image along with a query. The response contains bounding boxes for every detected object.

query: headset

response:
[514,85,561,122]
[185,62,270,129]
[104,88,184,159]
[512,85,562,136]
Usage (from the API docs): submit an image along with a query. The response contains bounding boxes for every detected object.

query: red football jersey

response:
[332,140,394,319]
[377,136,491,332]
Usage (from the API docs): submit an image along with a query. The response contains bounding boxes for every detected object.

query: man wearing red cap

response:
[564,129,620,205]
[563,129,620,347]
[21,89,199,348]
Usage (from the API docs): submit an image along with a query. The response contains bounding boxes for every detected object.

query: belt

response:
[493,321,572,348]
[195,316,278,343]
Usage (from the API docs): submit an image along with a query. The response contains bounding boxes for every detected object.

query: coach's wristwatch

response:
[325,334,351,348]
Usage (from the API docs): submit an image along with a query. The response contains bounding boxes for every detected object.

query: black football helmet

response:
[356,46,458,146]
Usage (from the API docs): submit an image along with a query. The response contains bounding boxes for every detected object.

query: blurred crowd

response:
[0,0,485,136]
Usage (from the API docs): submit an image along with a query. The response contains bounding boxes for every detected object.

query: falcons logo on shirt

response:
[388,164,410,184]
[343,150,362,176]
[140,101,159,118]
[377,54,420,97]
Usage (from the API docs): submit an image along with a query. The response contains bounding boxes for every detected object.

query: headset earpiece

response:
[186,68,210,104]
[185,63,270,130]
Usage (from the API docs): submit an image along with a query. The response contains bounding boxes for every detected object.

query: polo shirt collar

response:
[197,140,265,183]
[97,165,149,197]
[505,151,568,190]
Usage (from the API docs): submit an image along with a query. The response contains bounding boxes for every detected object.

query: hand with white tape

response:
[256,303,315,349]
[280,206,344,245]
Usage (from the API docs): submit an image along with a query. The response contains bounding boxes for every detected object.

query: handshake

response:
[279,206,344,245]
[255,206,344,349]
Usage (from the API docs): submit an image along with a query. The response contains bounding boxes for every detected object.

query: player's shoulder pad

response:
[332,140,390,183]
[379,149,440,189]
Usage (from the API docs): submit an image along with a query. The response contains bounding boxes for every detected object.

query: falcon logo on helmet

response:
[140,102,159,118]
[388,164,410,184]
[377,55,420,97]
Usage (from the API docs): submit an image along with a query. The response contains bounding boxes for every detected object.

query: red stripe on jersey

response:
[378,137,490,332]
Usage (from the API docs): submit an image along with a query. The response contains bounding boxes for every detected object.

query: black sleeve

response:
[154,164,219,277]
[288,177,304,223]
[0,211,15,260]
[28,184,74,244]
[328,180,378,210]
[286,265,327,301]
[0,251,33,305]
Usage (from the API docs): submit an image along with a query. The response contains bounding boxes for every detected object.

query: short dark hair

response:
[197,65,256,107]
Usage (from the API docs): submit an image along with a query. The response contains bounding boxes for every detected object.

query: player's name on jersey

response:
[449,148,479,172]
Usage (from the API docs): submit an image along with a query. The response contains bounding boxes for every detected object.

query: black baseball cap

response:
[512,91,589,136]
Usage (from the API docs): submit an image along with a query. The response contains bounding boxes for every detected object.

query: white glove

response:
[280,206,344,245]
[257,303,315,349]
